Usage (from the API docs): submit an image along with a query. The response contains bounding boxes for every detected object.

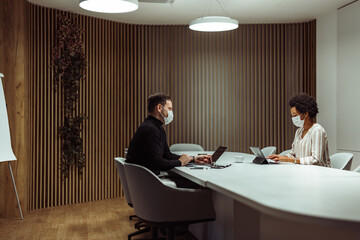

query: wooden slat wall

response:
[167,23,316,153]
[0,0,28,218]
[28,3,316,210]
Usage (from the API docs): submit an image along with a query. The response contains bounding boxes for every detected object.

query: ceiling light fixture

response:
[189,0,238,32]
[189,16,238,32]
[79,0,139,13]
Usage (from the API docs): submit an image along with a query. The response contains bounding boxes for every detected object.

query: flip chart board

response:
[0,73,16,162]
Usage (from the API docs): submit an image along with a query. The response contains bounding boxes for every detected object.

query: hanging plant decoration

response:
[52,14,87,179]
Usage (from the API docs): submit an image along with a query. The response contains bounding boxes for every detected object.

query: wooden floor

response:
[0,198,196,240]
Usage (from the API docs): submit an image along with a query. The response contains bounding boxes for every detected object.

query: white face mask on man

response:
[160,106,174,125]
[292,114,306,128]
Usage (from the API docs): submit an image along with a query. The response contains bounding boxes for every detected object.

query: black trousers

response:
[164,171,201,189]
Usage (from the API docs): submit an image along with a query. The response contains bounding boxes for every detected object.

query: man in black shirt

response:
[126,93,210,176]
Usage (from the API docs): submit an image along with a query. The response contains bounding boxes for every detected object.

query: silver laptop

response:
[250,147,278,164]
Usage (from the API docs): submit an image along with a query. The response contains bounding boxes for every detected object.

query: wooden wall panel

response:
[27,3,316,210]
[0,0,28,218]
[167,23,316,153]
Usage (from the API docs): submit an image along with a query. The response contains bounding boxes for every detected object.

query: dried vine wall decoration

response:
[52,14,87,179]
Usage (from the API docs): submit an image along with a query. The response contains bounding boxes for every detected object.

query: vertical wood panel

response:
[27,3,316,211]
[0,0,28,217]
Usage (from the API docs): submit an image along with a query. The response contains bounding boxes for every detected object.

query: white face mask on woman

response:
[160,107,174,125]
[292,114,306,128]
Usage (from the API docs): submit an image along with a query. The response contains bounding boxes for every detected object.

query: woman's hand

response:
[195,155,212,164]
[267,154,295,163]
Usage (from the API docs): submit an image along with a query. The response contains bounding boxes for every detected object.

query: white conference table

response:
[172,151,360,240]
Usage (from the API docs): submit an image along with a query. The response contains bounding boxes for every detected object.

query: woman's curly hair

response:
[288,93,319,118]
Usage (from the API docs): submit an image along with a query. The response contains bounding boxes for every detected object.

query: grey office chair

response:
[124,162,216,240]
[353,165,360,173]
[330,153,353,170]
[279,149,291,156]
[114,158,151,240]
[261,146,277,157]
[169,143,204,152]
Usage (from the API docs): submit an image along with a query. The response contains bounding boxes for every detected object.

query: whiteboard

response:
[0,73,16,162]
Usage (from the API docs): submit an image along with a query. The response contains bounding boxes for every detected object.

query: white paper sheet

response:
[0,73,16,162]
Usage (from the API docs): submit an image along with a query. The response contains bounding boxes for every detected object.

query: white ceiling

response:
[28,0,356,25]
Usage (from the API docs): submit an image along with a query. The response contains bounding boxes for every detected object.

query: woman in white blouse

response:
[268,93,331,167]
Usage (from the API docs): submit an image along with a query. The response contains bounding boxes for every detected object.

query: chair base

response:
[128,227,151,240]
[136,218,215,240]
[128,227,166,240]
[135,220,147,230]
[129,214,138,221]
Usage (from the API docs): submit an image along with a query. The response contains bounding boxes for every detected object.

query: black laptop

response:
[188,146,228,167]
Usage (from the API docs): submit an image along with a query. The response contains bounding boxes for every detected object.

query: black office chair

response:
[115,157,152,240]
[124,162,216,240]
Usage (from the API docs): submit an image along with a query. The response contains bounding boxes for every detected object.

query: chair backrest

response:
[353,165,360,173]
[261,146,277,157]
[279,149,291,156]
[124,162,215,223]
[169,143,204,152]
[330,153,353,170]
[125,162,180,222]
[114,157,132,206]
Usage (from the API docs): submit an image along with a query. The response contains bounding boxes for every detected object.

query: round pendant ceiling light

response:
[189,16,238,32]
[79,0,139,13]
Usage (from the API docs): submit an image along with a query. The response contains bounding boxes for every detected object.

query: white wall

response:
[316,11,337,155]
[317,1,360,170]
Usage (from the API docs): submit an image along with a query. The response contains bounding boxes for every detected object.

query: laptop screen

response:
[211,146,227,162]
[249,147,266,159]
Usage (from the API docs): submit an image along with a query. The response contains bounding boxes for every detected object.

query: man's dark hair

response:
[147,93,171,113]
[288,93,319,118]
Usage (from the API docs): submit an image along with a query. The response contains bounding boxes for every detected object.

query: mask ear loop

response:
[157,104,163,114]
[159,105,166,119]
[303,113,307,121]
